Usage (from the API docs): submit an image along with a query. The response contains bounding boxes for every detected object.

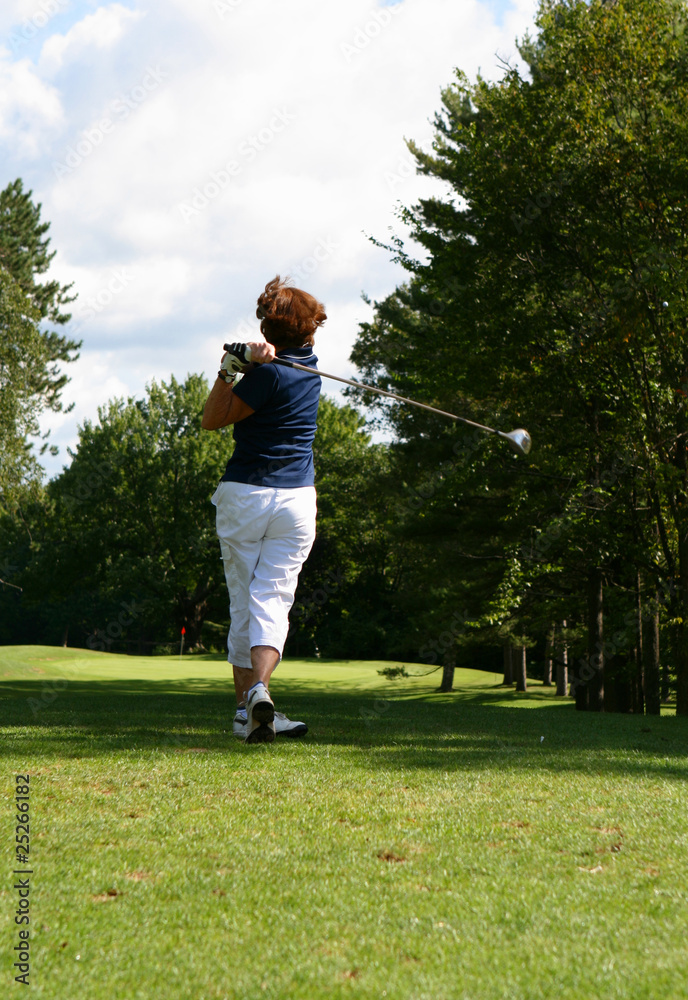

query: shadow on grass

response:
[1,677,687,782]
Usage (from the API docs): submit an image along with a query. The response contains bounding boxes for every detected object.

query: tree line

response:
[348,0,688,715]
[2,0,687,715]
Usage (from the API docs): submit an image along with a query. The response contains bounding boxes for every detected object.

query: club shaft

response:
[272,358,500,437]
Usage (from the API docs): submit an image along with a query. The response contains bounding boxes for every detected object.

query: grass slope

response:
[1,646,687,1000]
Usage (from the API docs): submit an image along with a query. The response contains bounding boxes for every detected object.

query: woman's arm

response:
[202,341,277,430]
[201,378,255,430]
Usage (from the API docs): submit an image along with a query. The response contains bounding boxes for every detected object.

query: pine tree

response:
[0,180,80,509]
[0,178,80,414]
[0,269,44,509]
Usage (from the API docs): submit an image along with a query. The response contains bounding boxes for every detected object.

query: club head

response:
[499,428,532,456]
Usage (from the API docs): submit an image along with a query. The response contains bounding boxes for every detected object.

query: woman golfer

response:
[202,276,325,743]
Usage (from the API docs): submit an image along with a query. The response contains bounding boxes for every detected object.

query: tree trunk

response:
[556,621,568,697]
[603,665,617,713]
[543,624,554,686]
[678,532,688,715]
[515,645,527,692]
[606,660,631,714]
[644,595,661,716]
[634,574,645,715]
[587,567,604,712]
[439,646,456,692]
[502,643,513,686]
[570,624,591,710]
[661,656,670,704]
[179,590,209,650]
[571,657,589,710]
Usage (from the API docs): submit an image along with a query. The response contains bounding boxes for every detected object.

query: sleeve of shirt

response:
[232,364,279,411]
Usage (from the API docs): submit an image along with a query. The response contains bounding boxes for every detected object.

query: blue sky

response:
[0,0,539,477]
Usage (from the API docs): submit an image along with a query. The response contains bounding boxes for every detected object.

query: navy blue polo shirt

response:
[221,347,321,488]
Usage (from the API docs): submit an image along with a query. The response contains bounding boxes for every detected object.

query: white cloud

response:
[39,3,144,75]
[0,52,63,156]
[1,0,71,49]
[68,255,193,334]
[0,1,55,34]
[13,0,541,476]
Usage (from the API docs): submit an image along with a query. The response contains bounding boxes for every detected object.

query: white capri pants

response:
[212,481,317,670]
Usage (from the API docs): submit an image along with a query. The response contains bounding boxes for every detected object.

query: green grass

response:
[1,645,687,1000]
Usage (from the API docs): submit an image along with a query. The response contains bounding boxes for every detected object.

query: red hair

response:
[256,276,327,348]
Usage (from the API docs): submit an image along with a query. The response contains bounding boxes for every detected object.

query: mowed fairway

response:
[1,647,687,1000]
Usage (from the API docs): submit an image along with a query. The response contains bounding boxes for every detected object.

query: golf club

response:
[224,343,532,456]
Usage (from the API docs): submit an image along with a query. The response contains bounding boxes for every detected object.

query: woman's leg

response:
[232,646,280,705]
[215,484,316,730]
[214,482,273,676]
[247,487,317,659]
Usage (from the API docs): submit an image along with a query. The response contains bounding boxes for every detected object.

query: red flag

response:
[181,627,186,635]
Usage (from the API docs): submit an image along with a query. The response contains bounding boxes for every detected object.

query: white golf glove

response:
[219,342,253,381]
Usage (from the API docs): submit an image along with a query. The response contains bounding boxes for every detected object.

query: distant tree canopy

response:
[0,386,397,657]
[2,376,234,650]
[350,0,688,713]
